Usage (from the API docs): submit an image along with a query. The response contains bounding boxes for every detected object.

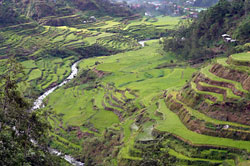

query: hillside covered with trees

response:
[163,0,250,60]
[0,0,132,27]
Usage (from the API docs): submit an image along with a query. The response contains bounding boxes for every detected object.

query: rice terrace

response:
[0,0,249,166]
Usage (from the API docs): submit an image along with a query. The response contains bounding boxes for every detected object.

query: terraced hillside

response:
[41,40,196,165]
[129,52,250,165]
[1,2,249,163]
[0,15,179,101]
[1,0,249,165]
[102,53,250,166]
[2,0,132,21]
[41,32,250,165]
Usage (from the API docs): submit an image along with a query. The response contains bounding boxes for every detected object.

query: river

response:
[138,40,148,47]
[33,39,147,110]
[32,60,81,110]
[32,40,148,165]
[32,60,84,166]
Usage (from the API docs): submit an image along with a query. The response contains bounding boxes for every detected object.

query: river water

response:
[138,40,148,47]
[33,39,147,110]
[31,40,148,165]
[32,60,81,110]
[32,60,84,166]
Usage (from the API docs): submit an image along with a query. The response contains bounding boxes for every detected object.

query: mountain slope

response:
[163,0,250,60]
[0,0,132,22]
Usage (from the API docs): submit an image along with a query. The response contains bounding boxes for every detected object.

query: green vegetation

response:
[125,16,180,30]
[163,0,250,60]
[16,57,76,98]
[171,92,249,128]
[199,82,241,99]
[0,59,68,165]
[43,40,199,164]
[231,52,250,62]
[156,99,250,152]
[44,37,250,165]
[0,0,249,165]
[191,81,224,102]
[200,65,248,93]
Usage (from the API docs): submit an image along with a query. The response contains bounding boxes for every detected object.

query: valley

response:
[0,0,249,166]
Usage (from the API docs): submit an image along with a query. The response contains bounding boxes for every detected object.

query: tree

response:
[244,0,250,15]
[0,58,64,165]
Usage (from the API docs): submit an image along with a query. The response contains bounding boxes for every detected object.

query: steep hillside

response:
[121,52,250,166]
[163,0,250,60]
[0,14,174,100]
[0,1,30,27]
[38,38,250,165]
[0,0,249,165]
[0,0,132,23]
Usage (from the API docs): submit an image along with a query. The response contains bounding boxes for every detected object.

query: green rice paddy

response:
[200,65,248,93]
[156,99,250,152]
[1,15,249,164]
[230,52,250,62]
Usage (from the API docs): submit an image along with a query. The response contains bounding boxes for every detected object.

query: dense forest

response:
[163,0,250,60]
[0,59,68,165]
[0,0,132,26]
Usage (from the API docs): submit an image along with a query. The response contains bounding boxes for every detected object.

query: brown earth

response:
[178,86,250,126]
[227,56,250,67]
[194,73,244,97]
[210,64,250,91]
[92,67,105,78]
[102,99,123,121]
[165,95,250,141]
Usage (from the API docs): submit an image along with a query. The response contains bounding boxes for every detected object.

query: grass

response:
[89,109,120,133]
[118,118,142,161]
[83,32,113,45]
[43,39,196,161]
[199,82,241,99]
[171,92,250,128]
[168,149,222,164]
[21,60,37,69]
[4,16,249,163]
[47,87,95,127]
[95,20,121,29]
[156,99,250,152]
[230,52,250,62]
[191,81,224,102]
[27,69,42,81]
[200,65,248,93]
[217,58,250,74]
[149,16,180,28]
[124,16,180,30]
[79,41,196,105]
[46,85,120,133]
[17,57,75,95]
[136,121,154,141]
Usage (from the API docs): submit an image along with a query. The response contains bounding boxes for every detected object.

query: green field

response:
[1,14,250,165]
[156,99,250,152]
[230,52,250,62]
[125,16,180,30]
[42,37,250,165]
[191,81,224,102]
[46,40,195,128]
[170,92,249,128]
[200,65,248,93]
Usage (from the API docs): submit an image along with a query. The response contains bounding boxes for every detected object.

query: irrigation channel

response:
[32,40,147,165]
